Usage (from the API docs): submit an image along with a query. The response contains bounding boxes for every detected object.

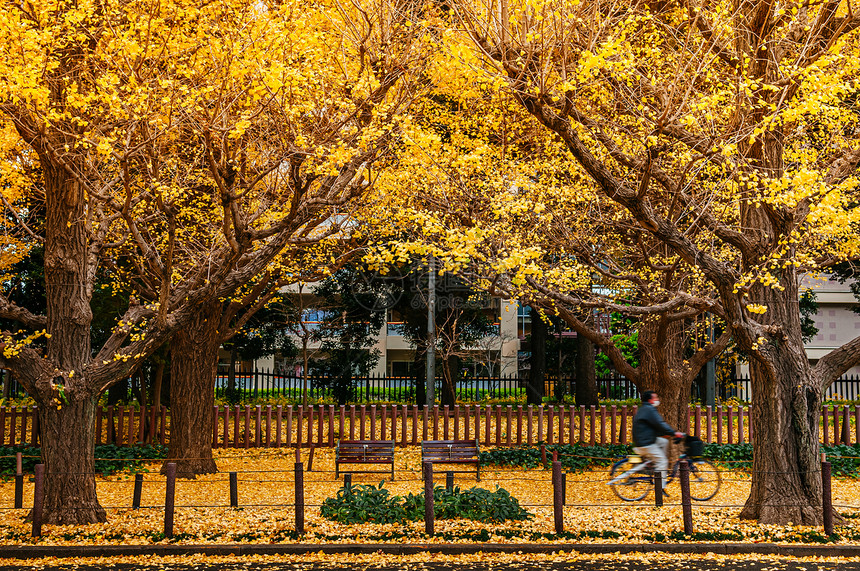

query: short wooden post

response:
[295,461,305,535]
[540,444,547,466]
[308,445,315,472]
[561,472,567,505]
[654,471,663,507]
[229,472,238,508]
[132,473,143,509]
[822,453,834,536]
[552,459,563,533]
[446,471,454,492]
[164,462,176,538]
[679,460,693,534]
[424,462,435,535]
[31,463,45,537]
[344,473,352,488]
[14,452,23,509]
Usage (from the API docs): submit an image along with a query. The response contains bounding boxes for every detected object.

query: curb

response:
[2,542,860,560]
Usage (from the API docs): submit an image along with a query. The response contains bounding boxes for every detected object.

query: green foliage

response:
[594,314,639,378]
[703,442,860,477]
[320,481,531,524]
[0,444,167,478]
[480,443,632,471]
[320,481,409,524]
[701,442,754,469]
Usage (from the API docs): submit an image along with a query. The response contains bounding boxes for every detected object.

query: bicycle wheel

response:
[687,458,721,501]
[608,458,652,501]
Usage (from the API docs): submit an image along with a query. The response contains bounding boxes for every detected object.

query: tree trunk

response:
[527,308,546,405]
[35,163,104,522]
[414,349,426,407]
[152,361,165,408]
[36,391,106,524]
[738,278,823,525]
[574,333,599,406]
[162,301,221,477]
[635,320,690,439]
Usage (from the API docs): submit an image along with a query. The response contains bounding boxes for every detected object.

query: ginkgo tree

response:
[438,0,860,524]
[369,80,731,436]
[0,0,428,523]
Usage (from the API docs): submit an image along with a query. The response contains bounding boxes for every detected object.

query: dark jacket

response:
[632,403,675,447]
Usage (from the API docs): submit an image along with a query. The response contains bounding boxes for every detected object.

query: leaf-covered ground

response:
[1,448,860,546]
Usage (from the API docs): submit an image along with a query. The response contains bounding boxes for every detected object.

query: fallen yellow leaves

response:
[1,448,859,546]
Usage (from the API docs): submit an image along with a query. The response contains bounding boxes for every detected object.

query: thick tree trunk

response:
[36,391,106,524]
[739,280,823,525]
[635,320,690,438]
[574,334,599,406]
[162,301,221,477]
[527,309,546,405]
[34,163,105,522]
[152,361,165,408]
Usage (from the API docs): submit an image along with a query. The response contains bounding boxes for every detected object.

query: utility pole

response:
[426,256,436,407]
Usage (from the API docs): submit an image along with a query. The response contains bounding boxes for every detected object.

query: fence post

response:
[679,460,693,534]
[561,472,567,505]
[552,458,563,533]
[295,461,305,535]
[132,473,143,510]
[822,453,833,536]
[229,472,238,508]
[31,463,44,538]
[654,471,663,507]
[446,471,454,492]
[164,462,176,538]
[14,452,23,509]
[308,445,315,472]
[424,462,435,536]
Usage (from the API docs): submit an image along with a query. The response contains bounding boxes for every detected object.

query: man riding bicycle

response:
[632,391,684,484]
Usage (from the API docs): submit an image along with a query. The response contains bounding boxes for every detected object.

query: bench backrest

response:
[421,439,479,461]
[337,440,395,461]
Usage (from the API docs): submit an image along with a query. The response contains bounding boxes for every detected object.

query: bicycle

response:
[607,438,721,502]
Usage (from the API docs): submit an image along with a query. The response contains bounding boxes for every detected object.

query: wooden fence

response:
[2,403,859,449]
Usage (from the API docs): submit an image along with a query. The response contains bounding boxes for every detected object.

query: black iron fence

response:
[3,366,860,404]
[214,370,528,403]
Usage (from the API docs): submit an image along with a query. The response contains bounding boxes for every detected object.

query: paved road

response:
[4,561,860,571]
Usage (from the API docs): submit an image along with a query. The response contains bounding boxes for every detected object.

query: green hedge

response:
[0,444,168,478]
[481,442,860,476]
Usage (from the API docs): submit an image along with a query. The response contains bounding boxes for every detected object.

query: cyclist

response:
[632,391,684,485]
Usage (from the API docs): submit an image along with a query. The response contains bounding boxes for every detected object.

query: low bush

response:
[480,441,860,477]
[320,481,532,524]
[480,443,631,471]
[0,443,168,478]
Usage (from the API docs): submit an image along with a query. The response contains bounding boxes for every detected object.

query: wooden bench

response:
[421,439,480,480]
[335,440,395,479]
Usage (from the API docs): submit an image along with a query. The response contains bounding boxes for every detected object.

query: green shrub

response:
[320,482,532,524]
[320,482,408,524]
[0,444,168,478]
[480,443,632,471]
